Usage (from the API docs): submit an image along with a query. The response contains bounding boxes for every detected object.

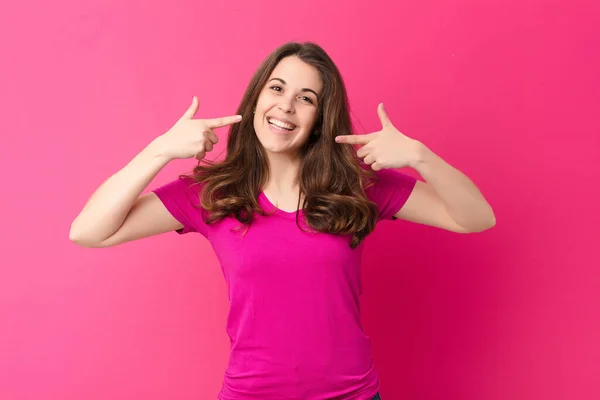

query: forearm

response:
[69,139,171,243]
[412,143,496,232]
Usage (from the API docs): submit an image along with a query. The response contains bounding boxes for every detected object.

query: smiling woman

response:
[70,41,494,400]
[187,42,386,249]
[255,58,322,155]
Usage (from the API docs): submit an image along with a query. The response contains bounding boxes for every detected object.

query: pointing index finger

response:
[206,114,243,129]
[335,134,371,145]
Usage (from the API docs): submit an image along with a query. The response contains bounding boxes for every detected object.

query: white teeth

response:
[268,118,295,130]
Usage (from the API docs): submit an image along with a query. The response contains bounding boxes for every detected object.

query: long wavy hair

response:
[182,41,380,248]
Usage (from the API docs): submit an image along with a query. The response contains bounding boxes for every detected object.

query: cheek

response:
[303,111,319,131]
[256,92,274,110]
[253,114,265,137]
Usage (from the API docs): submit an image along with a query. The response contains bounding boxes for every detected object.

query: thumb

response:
[180,96,199,120]
[377,102,392,128]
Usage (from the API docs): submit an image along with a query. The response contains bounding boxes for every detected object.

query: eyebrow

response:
[268,78,320,100]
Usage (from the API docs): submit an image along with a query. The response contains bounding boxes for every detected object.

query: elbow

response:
[454,207,496,233]
[484,208,497,230]
[466,212,496,233]
[488,213,497,229]
[474,203,496,232]
[69,235,106,248]
[69,230,95,248]
[69,223,105,248]
[69,221,87,246]
[476,217,496,232]
[69,223,82,244]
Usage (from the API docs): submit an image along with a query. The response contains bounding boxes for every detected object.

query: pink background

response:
[1,0,598,399]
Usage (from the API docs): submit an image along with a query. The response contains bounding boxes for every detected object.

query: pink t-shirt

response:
[153,168,416,400]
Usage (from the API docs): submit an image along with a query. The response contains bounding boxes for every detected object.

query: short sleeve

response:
[365,169,417,221]
[152,177,208,237]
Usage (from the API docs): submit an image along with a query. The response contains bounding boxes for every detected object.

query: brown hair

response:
[182,41,379,248]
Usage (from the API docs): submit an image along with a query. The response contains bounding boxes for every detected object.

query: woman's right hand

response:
[154,96,242,161]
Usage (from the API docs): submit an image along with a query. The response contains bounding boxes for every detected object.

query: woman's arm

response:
[69,96,242,247]
[69,140,176,247]
[394,144,496,233]
[336,103,495,233]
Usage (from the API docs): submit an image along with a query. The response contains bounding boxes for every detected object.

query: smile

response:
[267,117,296,131]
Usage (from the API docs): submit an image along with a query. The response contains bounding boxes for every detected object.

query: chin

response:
[260,141,297,155]
[256,127,306,155]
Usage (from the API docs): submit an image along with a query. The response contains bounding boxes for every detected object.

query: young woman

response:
[70,41,495,400]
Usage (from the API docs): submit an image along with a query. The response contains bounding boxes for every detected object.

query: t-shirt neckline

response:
[258,191,304,220]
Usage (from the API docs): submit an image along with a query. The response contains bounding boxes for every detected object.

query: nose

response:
[278,96,295,114]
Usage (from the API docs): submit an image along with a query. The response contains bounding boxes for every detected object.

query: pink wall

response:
[1,0,598,399]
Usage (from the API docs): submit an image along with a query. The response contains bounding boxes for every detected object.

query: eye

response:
[300,96,314,104]
[270,85,282,92]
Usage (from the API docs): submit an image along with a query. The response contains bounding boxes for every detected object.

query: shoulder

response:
[151,175,209,236]
[364,168,418,221]
[153,175,204,204]
[365,168,417,193]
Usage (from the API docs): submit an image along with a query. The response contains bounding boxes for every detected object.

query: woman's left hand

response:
[335,103,423,171]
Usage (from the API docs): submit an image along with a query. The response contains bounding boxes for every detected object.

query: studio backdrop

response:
[0,0,598,399]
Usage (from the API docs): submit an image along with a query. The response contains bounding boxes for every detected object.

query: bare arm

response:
[395,145,496,233]
[69,96,243,248]
[69,140,180,247]
[335,103,495,233]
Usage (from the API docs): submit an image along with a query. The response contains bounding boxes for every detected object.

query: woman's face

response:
[253,56,323,156]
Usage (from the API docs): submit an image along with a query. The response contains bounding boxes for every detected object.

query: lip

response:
[266,116,297,133]
[267,119,295,134]
[266,116,297,128]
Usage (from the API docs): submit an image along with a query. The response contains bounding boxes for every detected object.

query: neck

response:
[264,150,302,194]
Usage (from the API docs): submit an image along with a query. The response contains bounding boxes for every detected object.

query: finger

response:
[363,154,375,165]
[206,114,243,129]
[205,130,219,145]
[194,150,206,161]
[371,161,383,171]
[180,96,199,120]
[204,141,214,153]
[377,103,392,128]
[335,134,372,145]
[356,145,370,158]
